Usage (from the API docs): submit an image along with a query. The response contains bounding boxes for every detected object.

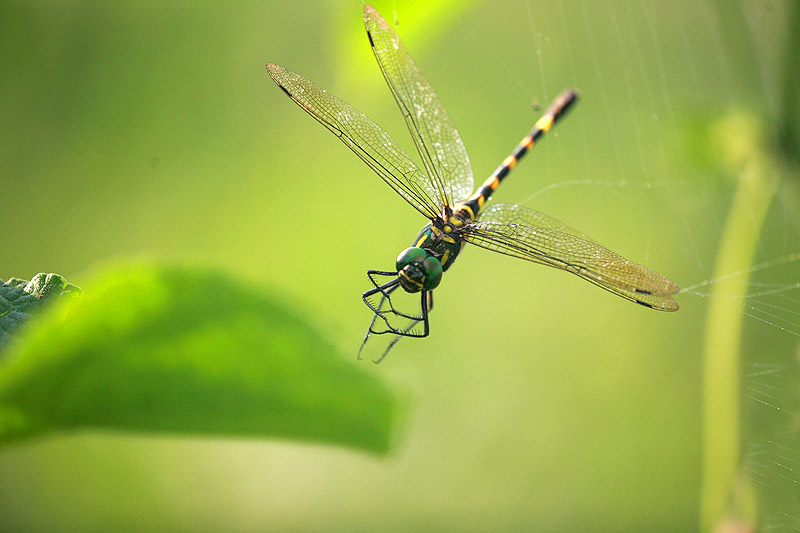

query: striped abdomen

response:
[457,89,578,221]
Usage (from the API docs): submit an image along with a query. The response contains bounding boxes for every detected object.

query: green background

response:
[1,0,798,530]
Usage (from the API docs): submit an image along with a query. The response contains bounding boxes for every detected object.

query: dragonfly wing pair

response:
[266,5,473,220]
[464,203,680,311]
[266,63,440,219]
[363,4,474,208]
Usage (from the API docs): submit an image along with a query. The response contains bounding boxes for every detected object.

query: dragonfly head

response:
[396,247,442,293]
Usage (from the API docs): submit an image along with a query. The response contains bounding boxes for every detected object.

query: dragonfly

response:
[266,4,679,361]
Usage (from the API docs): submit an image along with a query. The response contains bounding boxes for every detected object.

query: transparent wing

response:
[267,62,441,219]
[477,203,598,242]
[364,4,474,207]
[463,203,680,311]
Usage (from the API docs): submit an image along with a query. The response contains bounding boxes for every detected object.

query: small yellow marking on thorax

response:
[448,215,464,227]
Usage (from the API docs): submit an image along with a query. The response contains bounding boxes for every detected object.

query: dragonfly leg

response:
[366,269,399,289]
[359,288,431,362]
[357,308,383,360]
[362,271,425,321]
[358,284,407,362]
[372,335,402,364]
[421,290,430,337]
[362,275,401,315]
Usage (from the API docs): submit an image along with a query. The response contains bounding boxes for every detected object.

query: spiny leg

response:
[358,280,401,360]
[370,290,430,364]
[359,289,431,363]
[371,335,403,365]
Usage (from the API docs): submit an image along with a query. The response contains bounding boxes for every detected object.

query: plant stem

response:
[700,114,778,531]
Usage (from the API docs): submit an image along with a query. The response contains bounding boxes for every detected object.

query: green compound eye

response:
[396,247,427,270]
[396,247,443,292]
[421,256,442,290]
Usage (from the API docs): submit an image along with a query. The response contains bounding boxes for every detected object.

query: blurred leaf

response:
[0,260,404,454]
[0,273,82,349]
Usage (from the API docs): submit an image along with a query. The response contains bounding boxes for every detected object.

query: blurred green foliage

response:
[0,260,403,453]
[0,273,81,348]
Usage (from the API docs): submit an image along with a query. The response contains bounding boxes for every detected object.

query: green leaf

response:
[0,260,405,454]
[0,273,82,349]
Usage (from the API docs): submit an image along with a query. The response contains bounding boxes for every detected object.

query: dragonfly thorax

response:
[410,214,469,274]
[396,247,442,293]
